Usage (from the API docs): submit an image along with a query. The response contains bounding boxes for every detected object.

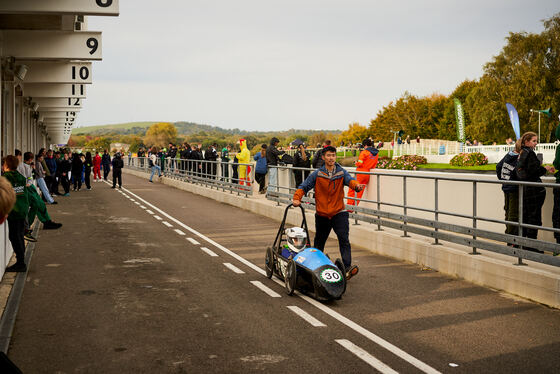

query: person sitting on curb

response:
[292,146,365,280]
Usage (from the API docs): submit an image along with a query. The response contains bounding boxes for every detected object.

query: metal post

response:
[471,181,479,255]
[516,185,526,265]
[376,174,382,231]
[433,178,440,245]
[402,176,409,237]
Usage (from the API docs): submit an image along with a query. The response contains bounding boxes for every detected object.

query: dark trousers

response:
[103,165,110,180]
[60,175,70,194]
[49,175,59,195]
[293,169,310,189]
[314,211,352,268]
[522,187,546,240]
[553,186,560,243]
[8,218,26,265]
[504,191,519,236]
[113,169,122,187]
[85,168,91,189]
[73,171,82,190]
[255,173,267,192]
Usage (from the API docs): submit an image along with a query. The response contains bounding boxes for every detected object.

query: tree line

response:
[339,13,560,145]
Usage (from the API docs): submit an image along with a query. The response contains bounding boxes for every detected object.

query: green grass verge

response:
[417,163,496,171]
[72,121,155,135]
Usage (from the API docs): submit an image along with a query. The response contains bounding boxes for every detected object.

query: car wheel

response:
[335,259,347,295]
[285,259,297,295]
[265,246,274,279]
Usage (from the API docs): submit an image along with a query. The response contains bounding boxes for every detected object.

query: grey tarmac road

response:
[7,173,560,373]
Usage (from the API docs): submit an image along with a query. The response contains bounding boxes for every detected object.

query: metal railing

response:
[266,165,560,267]
[126,157,254,196]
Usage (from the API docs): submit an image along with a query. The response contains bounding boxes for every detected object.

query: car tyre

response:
[334,258,347,296]
[265,246,274,279]
[285,259,297,295]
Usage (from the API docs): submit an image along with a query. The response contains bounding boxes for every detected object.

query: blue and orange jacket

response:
[293,163,359,218]
[355,147,378,171]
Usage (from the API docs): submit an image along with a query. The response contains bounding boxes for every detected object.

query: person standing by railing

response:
[293,143,311,189]
[552,123,560,245]
[516,132,554,250]
[254,144,268,194]
[312,140,331,169]
[237,139,251,188]
[266,137,284,192]
[221,145,231,182]
[149,147,162,183]
[496,140,521,238]
[347,138,378,208]
[292,146,365,280]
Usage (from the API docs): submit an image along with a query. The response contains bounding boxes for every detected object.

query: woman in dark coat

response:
[71,153,83,191]
[515,131,554,249]
[84,152,93,190]
[293,144,311,188]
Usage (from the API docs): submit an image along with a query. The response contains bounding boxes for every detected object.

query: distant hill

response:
[72,121,340,137]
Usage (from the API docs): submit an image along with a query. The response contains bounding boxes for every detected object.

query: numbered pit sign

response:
[320,269,342,283]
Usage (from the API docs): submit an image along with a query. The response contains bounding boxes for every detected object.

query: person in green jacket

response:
[2,155,29,272]
[552,122,560,244]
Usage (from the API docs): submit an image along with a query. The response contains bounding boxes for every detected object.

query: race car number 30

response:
[320,269,342,283]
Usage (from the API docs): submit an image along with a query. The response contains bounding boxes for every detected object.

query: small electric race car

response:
[264,204,346,300]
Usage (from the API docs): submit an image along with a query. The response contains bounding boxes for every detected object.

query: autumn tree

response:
[466,13,560,143]
[143,122,178,147]
[338,123,370,145]
[85,136,111,151]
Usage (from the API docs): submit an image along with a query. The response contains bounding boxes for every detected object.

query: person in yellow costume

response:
[237,139,252,187]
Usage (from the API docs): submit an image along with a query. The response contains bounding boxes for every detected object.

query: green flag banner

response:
[454,98,466,142]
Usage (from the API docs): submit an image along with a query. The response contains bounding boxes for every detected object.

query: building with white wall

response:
[0,0,119,276]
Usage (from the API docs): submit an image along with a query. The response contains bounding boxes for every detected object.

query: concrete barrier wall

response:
[125,167,560,308]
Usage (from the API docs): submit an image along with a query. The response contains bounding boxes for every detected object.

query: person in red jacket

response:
[92,151,102,182]
[292,146,365,280]
[347,138,378,207]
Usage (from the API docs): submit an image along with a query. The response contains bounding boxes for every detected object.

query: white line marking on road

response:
[287,306,326,327]
[223,262,245,274]
[146,210,154,214]
[153,215,163,221]
[336,339,399,374]
[140,205,147,209]
[120,185,441,374]
[250,281,281,298]
[162,221,173,227]
[134,201,140,205]
[174,229,185,236]
[186,237,200,245]
[200,247,218,257]
[130,199,136,202]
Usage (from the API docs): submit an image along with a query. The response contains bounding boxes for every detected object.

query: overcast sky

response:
[80,0,559,131]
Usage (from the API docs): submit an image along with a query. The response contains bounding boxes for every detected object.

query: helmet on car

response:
[285,227,307,252]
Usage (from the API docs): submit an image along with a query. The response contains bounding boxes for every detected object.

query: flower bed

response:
[449,152,488,166]
[377,155,427,170]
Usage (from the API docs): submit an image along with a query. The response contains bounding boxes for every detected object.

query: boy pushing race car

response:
[292,146,365,280]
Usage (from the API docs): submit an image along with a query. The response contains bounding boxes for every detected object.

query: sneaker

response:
[43,220,62,230]
[87,187,92,190]
[119,186,122,189]
[24,234,37,242]
[63,193,70,197]
[49,201,58,205]
[346,265,359,280]
[111,186,116,189]
[5,263,27,272]
[149,180,153,183]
